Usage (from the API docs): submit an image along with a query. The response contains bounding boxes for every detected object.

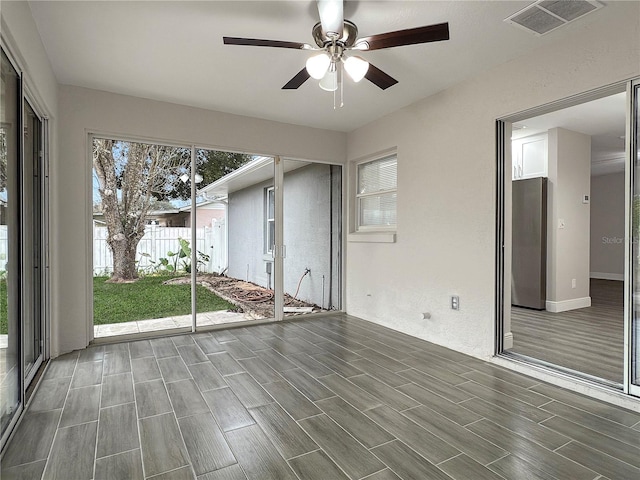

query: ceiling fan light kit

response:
[306,53,331,79]
[319,66,338,92]
[344,56,369,83]
[222,0,450,107]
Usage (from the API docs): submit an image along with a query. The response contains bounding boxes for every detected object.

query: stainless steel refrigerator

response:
[512,177,547,310]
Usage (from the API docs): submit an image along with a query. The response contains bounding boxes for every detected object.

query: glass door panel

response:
[23,100,43,379]
[92,138,192,337]
[194,150,273,328]
[0,50,22,440]
[631,81,640,392]
[282,159,342,318]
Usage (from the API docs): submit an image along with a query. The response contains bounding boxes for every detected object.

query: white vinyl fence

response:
[93,221,227,276]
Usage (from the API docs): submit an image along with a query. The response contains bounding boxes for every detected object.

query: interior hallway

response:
[2,314,640,480]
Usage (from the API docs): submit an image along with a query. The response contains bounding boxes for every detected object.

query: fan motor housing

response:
[312,20,358,48]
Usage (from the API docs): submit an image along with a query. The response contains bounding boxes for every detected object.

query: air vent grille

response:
[505,0,603,36]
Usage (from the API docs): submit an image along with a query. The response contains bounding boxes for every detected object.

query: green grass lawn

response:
[93,276,235,325]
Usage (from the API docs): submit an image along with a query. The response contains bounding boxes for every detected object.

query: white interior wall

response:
[346,4,640,358]
[56,86,346,356]
[546,127,592,312]
[590,172,625,280]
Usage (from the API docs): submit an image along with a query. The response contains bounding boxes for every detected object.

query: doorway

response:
[498,86,630,388]
[91,138,343,339]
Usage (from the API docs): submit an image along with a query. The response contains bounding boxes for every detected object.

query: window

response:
[356,154,397,230]
[265,186,275,253]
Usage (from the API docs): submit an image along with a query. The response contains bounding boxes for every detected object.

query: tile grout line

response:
[132,342,147,480]
[92,353,106,479]
[483,451,511,467]
[164,338,208,479]
[552,439,574,452]
[435,451,464,466]
[39,353,80,479]
[551,440,630,478]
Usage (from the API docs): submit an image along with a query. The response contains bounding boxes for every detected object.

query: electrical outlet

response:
[451,296,460,310]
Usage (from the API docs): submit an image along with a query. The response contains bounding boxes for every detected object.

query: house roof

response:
[26,0,626,132]
[198,156,311,198]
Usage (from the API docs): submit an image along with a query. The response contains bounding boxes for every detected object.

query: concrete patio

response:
[94,310,255,338]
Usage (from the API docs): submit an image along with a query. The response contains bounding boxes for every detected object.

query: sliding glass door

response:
[0,49,22,445]
[193,149,274,328]
[23,100,44,382]
[91,141,343,336]
[0,47,49,449]
[630,80,640,395]
[282,159,342,318]
[498,79,640,398]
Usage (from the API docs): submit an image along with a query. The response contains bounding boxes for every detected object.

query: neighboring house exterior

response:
[201,160,342,310]
[92,200,225,228]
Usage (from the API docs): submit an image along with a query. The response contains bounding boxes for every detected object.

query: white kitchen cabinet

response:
[512,133,547,180]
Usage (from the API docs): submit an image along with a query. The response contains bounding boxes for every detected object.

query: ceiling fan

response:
[223,0,449,98]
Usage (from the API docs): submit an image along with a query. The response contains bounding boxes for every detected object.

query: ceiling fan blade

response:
[365,63,398,90]
[360,22,449,51]
[317,0,343,37]
[223,37,309,50]
[282,68,311,89]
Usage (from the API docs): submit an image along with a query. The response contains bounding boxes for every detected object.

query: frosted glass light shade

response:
[319,69,338,91]
[344,56,369,82]
[306,53,331,79]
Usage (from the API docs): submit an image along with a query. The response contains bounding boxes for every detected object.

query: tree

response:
[162,149,253,200]
[93,139,190,282]
[93,139,252,282]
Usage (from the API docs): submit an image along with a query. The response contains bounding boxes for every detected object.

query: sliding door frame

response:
[627,78,640,397]
[0,43,51,452]
[22,95,46,387]
[89,136,345,339]
[495,80,636,395]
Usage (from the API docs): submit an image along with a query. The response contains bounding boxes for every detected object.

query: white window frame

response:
[265,186,275,253]
[355,154,397,232]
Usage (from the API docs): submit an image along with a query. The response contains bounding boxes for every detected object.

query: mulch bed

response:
[164,274,322,319]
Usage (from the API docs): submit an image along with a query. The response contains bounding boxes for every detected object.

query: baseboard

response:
[546,297,591,313]
[590,272,624,281]
[503,332,514,350]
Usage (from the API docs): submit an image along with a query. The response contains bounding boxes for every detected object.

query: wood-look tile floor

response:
[3,314,640,480]
[510,279,624,383]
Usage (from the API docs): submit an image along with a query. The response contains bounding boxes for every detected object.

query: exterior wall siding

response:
[228,163,340,309]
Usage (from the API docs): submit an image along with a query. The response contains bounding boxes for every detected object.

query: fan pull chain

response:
[334,62,344,109]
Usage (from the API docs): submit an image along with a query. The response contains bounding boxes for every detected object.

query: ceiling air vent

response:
[505,0,603,36]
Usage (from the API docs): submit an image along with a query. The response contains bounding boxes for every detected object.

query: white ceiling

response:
[512,92,627,176]
[28,1,622,132]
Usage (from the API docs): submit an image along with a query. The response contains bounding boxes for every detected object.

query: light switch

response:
[558,219,565,229]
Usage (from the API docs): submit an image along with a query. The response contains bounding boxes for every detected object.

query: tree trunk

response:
[108,234,140,282]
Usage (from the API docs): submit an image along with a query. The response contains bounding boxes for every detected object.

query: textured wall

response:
[547,128,592,309]
[590,172,625,279]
